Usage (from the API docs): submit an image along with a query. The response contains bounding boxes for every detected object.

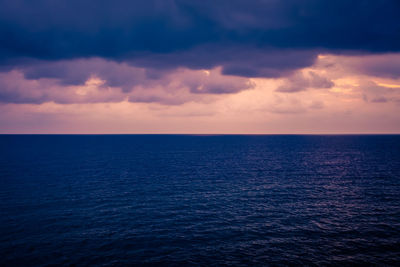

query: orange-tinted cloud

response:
[0,53,399,133]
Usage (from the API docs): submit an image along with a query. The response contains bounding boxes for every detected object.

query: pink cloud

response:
[0,59,254,105]
[1,53,400,134]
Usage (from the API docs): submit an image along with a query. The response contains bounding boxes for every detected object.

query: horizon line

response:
[1,133,399,136]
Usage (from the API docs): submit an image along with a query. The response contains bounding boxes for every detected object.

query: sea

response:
[1,135,400,266]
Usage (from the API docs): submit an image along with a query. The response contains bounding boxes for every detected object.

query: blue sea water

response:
[0,135,400,266]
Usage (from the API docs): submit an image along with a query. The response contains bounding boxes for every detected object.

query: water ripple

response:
[0,135,400,266]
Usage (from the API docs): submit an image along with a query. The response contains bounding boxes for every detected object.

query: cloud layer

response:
[0,59,255,105]
[0,1,400,133]
[1,0,399,77]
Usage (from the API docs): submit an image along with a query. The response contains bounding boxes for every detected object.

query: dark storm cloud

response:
[21,58,149,91]
[0,0,399,78]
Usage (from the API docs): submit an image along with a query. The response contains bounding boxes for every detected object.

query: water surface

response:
[1,135,400,265]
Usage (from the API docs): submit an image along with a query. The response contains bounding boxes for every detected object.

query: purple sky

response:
[0,0,399,133]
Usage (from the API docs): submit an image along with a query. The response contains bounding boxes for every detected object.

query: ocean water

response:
[1,135,400,266]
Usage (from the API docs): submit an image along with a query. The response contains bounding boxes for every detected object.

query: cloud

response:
[0,60,254,104]
[359,80,399,104]
[179,67,255,94]
[309,100,324,109]
[0,1,399,111]
[265,95,308,114]
[370,96,388,103]
[276,71,334,93]
[0,0,399,78]
[20,58,149,91]
[313,53,400,80]
[2,53,400,134]
[340,54,400,79]
[0,70,127,104]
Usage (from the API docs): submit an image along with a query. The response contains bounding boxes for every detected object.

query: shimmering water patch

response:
[1,135,400,265]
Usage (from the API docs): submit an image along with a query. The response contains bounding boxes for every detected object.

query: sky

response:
[0,0,399,134]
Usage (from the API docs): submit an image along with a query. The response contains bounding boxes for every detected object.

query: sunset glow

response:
[0,1,399,134]
[0,54,399,134]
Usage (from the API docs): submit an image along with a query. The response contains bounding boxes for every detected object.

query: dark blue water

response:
[1,135,400,266]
